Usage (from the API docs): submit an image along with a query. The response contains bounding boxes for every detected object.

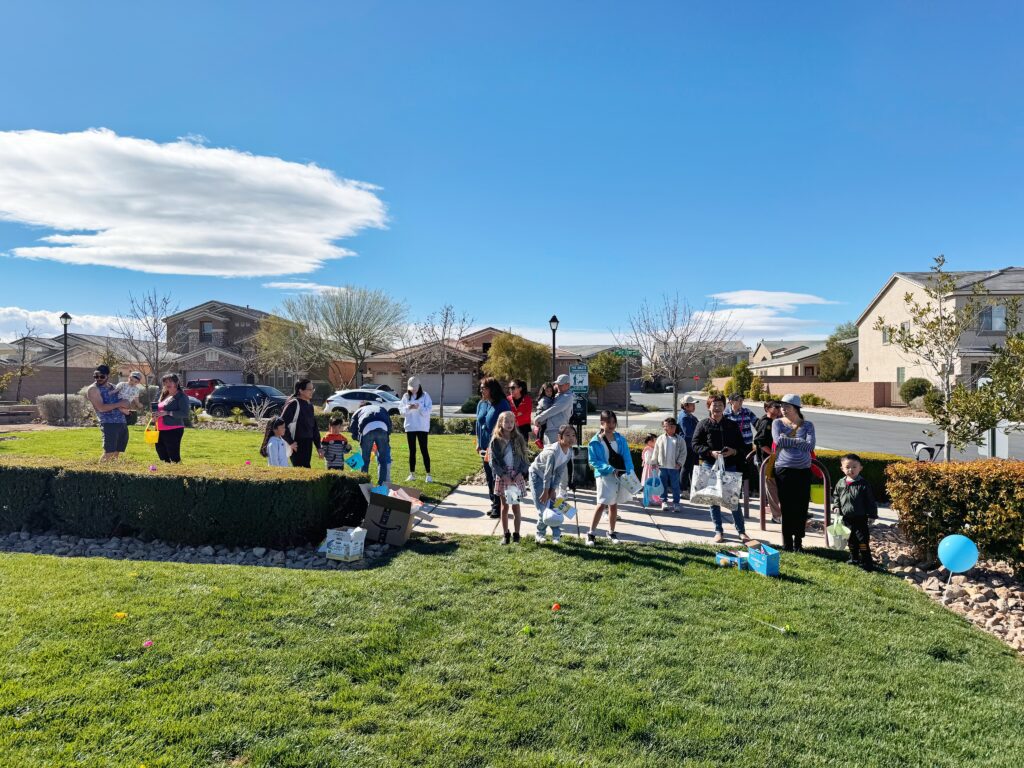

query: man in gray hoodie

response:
[534,374,574,445]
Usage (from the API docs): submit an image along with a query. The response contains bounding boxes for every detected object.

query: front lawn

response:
[2,539,1023,767]
[0,427,479,502]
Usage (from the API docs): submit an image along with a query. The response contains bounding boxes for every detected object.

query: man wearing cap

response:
[725,393,757,489]
[678,395,700,496]
[533,374,574,446]
[85,364,132,461]
[754,400,783,522]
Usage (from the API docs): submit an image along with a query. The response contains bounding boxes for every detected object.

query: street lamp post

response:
[59,312,72,423]
[549,315,559,381]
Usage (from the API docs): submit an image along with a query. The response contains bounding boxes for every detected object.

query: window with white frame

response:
[882,327,890,345]
[978,305,1006,332]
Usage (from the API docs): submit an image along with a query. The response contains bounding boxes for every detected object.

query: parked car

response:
[204,384,288,418]
[373,383,394,393]
[323,388,402,418]
[188,396,203,410]
[185,378,227,401]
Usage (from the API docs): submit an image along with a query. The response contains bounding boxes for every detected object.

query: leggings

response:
[290,439,315,468]
[775,466,811,543]
[155,428,184,463]
[406,431,430,473]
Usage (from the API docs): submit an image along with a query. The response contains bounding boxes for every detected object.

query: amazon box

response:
[359,483,428,547]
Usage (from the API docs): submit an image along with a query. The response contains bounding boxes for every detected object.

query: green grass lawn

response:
[2,538,1023,767]
[0,427,480,503]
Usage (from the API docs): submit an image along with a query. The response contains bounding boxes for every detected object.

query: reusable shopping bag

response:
[827,517,851,550]
[690,456,742,509]
[643,474,664,507]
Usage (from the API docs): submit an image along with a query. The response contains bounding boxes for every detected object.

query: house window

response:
[882,327,890,345]
[200,321,214,344]
[804,366,816,377]
[978,305,1006,332]
[482,342,491,355]
[900,321,910,335]
[896,367,906,386]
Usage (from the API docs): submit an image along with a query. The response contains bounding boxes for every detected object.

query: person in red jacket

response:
[507,379,533,441]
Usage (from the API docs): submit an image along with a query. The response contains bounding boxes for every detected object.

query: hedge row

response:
[0,458,368,548]
[887,459,1024,572]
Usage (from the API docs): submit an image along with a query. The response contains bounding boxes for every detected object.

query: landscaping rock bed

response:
[872,524,1024,653]
[0,530,393,570]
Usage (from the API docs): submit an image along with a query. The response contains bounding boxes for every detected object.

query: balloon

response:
[937,534,979,574]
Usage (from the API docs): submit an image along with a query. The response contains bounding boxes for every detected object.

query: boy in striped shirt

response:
[322,416,352,471]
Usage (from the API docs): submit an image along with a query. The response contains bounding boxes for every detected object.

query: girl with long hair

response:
[489,410,530,545]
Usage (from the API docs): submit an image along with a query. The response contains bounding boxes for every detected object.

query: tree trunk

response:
[439,372,445,422]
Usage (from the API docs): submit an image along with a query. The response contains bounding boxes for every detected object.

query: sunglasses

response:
[93,374,107,379]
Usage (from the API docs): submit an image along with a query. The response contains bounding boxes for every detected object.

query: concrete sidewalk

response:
[416,483,898,547]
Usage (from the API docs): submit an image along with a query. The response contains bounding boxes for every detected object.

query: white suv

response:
[323,388,402,419]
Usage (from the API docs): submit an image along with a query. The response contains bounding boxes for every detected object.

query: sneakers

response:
[609,532,620,545]
[661,502,672,512]
[487,508,500,519]
[585,533,596,547]
[512,532,521,544]
[534,531,546,544]
[712,532,724,543]
[500,532,511,546]
[425,474,433,483]
[551,530,561,544]
[406,473,416,482]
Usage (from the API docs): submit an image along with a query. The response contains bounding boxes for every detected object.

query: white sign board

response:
[569,364,589,393]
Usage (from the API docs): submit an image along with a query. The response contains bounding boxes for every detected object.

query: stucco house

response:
[165,300,270,384]
[856,267,1024,387]
[749,338,858,378]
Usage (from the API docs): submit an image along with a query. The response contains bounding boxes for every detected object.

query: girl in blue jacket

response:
[587,410,634,546]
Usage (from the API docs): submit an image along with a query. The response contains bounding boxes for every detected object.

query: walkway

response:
[416,483,898,547]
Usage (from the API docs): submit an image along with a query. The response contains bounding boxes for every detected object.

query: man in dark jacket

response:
[752,399,783,521]
[351,401,393,485]
[691,394,749,542]
[832,454,879,570]
[678,395,701,495]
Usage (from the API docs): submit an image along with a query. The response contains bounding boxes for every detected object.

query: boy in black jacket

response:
[832,454,879,570]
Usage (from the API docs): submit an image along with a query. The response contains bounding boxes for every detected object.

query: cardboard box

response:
[320,526,366,562]
[359,483,432,547]
[747,543,780,577]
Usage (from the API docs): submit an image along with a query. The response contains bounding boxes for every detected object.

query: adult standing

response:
[351,399,393,485]
[507,379,533,442]
[753,399,783,522]
[725,393,757,485]
[534,374,573,445]
[281,379,323,469]
[678,395,700,495]
[401,376,433,483]
[692,393,750,543]
[152,373,190,463]
[772,394,817,552]
[86,364,131,461]
[475,377,512,518]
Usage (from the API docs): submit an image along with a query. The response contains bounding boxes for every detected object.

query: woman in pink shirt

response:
[152,373,191,463]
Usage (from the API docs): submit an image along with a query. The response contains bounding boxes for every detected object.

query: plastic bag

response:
[643,474,664,507]
[690,456,742,508]
[827,517,850,550]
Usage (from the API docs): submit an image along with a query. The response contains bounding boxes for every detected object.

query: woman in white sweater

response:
[654,416,687,512]
[400,376,433,483]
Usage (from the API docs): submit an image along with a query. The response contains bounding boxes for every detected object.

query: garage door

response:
[185,370,244,384]
[416,373,473,406]
[371,373,404,392]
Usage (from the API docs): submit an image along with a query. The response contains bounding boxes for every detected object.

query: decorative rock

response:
[252,547,267,557]
[199,545,215,556]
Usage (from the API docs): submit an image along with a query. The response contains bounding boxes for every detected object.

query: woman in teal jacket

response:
[587,410,634,546]
[475,376,511,518]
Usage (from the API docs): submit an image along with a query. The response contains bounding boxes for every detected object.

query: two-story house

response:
[856,267,1024,387]
[165,301,270,384]
[749,338,858,379]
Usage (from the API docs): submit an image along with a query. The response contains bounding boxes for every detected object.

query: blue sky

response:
[1,1,1022,345]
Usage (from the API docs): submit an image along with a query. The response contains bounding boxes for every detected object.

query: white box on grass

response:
[320,526,366,562]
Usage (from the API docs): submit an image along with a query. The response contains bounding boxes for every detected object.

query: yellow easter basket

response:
[143,420,160,445]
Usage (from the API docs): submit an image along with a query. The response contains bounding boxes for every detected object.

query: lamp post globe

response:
[549,315,559,381]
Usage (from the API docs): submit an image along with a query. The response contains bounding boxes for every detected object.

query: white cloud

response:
[711,290,838,312]
[262,281,343,294]
[0,128,386,277]
[0,306,121,341]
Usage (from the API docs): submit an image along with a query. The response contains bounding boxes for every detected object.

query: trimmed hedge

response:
[0,458,368,548]
[887,459,1024,572]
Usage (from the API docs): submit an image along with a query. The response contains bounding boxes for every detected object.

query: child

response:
[532,382,556,448]
[530,423,577,544]
[640,433,659,508]
[831,453,879,570]
[587,410,634,546]
[322,416,351,471]
[654,417,686,512]
[260,416,292,467]
[114,371,145,411]
[489,410,530,545]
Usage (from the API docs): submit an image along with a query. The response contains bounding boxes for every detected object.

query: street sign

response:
[572,393,588,422]
[613,347,641,358]
[569,364,589,393]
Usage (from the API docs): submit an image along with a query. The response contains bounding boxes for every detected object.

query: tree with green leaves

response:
[481,333,549,388]
[587,350,622,395]
[873,255,990,458]
[832,321,858,340]
[731,359,752,395]
[818,339,854,381]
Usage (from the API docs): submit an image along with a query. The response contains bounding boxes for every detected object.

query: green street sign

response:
[613,348,641,358]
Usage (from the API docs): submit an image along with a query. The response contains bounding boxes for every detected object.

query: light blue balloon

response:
[937,534,979,574]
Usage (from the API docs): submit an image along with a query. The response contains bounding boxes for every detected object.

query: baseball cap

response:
[555,374,571,385]
[94,364,110,376]
[781,394,802,408]
[727,392,743,401]
[407,376,420,390]
[130,371,143,381]
[680,395,700,405]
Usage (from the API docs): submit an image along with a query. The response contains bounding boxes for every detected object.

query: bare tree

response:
[13,323,38,402]
[112,290,179,380]
[282,287,407,386]
[253,315,329,383]
[415,304,473,420]
[622,295,739,419]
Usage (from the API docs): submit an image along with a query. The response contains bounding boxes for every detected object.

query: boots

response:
[793,537,803,553]
[859,544,874,572]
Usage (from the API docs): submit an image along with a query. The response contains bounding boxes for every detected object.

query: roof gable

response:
[165,300,270,324]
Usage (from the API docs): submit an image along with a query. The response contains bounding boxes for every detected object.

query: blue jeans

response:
[530,468,560,535]
[360,429,391,486]
[702,461,745,535]
[659,468,681,505]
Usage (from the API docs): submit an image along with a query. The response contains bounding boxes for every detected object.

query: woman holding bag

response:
[691,394,749,543]
[586,410,634,546]
[151,373,190,463]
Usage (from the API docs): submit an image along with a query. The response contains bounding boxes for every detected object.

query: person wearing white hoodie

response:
[400,376,433,483]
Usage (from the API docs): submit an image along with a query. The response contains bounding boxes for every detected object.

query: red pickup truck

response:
[184,378,227,402]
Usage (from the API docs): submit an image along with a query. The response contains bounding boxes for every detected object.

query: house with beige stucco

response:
[856,267,1024,388]
[748,338,858,379]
